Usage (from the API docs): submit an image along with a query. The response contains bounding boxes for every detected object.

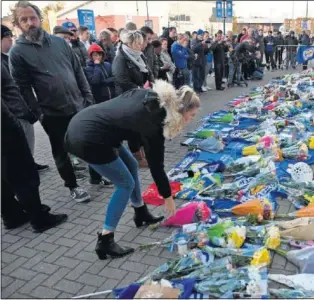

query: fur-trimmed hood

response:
[152,80,185,139]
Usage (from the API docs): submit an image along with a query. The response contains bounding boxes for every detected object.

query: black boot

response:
[133,204,164,228]
[95,232,134,260]
[2,211,29,230]
[31,212,68,233]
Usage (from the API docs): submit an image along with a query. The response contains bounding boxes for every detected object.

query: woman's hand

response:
[164,196,176,216]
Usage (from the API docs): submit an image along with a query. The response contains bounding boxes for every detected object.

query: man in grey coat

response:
[140,26,159,80]
[9,1,93,203]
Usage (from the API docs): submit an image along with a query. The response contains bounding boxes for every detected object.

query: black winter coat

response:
[71,38,88,67]
[143,43,159,79]
[84,60,115,103]
[191,39,209,67]
[64,88,171,198]
[210,41,229,64]
[112,45,154,96]
[9,32,93,117]
[1,54,37,123]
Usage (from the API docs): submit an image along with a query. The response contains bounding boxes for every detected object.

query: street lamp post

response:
[306,0,308,19]
[146,0,149,20]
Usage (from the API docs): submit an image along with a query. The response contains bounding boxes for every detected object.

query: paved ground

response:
[1,68,302,299]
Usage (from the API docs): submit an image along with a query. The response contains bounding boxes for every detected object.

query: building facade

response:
[57,1,223,35]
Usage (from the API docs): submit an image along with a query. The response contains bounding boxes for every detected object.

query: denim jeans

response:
[89,145,143,231]
[192,64,205,92]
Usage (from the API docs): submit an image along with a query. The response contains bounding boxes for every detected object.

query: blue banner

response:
[77,9,96,37]
[216,1,223,18]
[296,45,314,64]
[226,1,232,18]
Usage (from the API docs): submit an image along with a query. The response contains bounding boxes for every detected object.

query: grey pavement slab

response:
[1,68,300,298]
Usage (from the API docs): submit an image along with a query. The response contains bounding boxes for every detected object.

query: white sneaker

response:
[201,86,207,92]
[206,87,213,91]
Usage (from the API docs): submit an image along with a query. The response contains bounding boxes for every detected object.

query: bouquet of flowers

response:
[281,142,309,160]
[150,201,211,230]
[276,203,314,218]
[215,198,274,220]
[269,288,314,299]
[204,221,246,249]
[263,226,281,250]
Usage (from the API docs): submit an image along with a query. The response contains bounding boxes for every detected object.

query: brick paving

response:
[1,69,299,298]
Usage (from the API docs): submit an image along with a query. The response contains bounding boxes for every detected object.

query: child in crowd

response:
[85,44,115,103]
[84,44,115,186]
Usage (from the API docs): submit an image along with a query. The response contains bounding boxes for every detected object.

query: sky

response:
[2,0,314,20]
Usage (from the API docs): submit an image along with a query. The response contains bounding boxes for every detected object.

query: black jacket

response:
[275,35,285,51]
[71,38,88,67]
[64,88,171,198]
[143,43,158,79]
[210,41,229,64]
[285,35,298,52]
[112,45,154,96]
[155,54,168,81]
[1,54,37,123]
[9,31,94,117]
[191,39,209,67]
[264,36,276,53]
[84,60,115,103]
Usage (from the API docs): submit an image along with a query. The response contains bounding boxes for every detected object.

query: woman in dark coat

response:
[64,80,200,259]
[112,30,154,168]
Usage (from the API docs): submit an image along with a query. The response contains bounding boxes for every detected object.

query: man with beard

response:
[9,1,93,203]
[95,29,116,64]
[62,21,88,68]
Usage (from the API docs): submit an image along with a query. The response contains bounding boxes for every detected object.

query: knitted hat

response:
[1,25,12,39]
[196,29,204,36]
[88,44,104,57]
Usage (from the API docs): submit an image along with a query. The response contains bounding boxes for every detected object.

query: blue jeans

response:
[89,145,143,231]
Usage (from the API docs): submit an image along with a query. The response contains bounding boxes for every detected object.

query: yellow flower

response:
[242,145,259,156]
[251,248,271,266]
[264,226,281,250]
[304,194,314,205]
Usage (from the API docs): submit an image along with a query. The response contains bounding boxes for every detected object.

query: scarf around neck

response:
[121,44,148,73]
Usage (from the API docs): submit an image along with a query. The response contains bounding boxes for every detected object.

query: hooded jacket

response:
[112,44,154,96]
[64,80,183,198]
[70,38,88,67]
[274,35,285,51]
[300,34,311,46]
[84,44,115,103]
[9,31,94,117]
[1,53,37,123]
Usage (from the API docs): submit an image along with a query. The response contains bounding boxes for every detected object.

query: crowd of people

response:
[1,0,313,258]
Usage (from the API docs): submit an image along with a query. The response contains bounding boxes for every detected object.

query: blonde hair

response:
[120,30,143,47]
[177,85,201,113]
[152,80,200,139]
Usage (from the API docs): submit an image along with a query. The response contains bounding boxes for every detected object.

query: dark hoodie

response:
[9,31,94,117]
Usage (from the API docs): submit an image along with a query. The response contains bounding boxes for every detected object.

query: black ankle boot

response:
[133,204,164,228]
[95,232,134,260]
